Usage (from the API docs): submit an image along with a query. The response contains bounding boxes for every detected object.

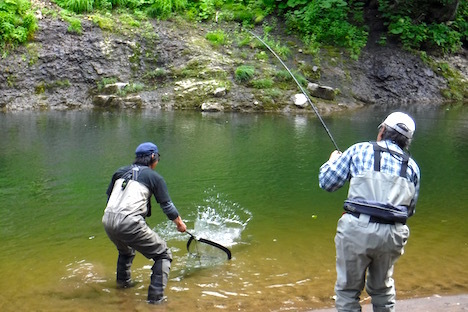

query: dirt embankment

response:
[0,5,466,113]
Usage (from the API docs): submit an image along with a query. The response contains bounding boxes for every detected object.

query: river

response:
[0,104,467,311]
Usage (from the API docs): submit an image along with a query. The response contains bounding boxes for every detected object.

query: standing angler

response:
[102,142,187,304]
[318,112,421,312]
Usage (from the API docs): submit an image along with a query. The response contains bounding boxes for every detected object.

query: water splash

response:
[155,187,252,247]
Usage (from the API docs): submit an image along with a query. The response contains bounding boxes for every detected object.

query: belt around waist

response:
[346,211,396,225]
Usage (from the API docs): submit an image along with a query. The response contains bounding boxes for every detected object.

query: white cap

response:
[381,112,415,139]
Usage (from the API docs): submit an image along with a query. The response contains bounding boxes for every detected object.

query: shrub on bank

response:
[0,0,37,54]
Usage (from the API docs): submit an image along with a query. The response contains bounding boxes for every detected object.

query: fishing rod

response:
[247,30,341,152]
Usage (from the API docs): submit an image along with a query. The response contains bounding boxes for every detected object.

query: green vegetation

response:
[275,69,308,87]
[3,0,466,58]
[97,77,118,90]
[281,0,368,59]
[90,13,114,31]
[35,79,71,94]
[260,35,291,59]
[143,68,167,81]
[420,51,468,101]
[58,0,93,14]
[60,11,82,34]
[251,78,273,89]
[54,0,188,19]
[235,65,255,83]
[1,0,467,106]
[0,0,37,54]
[119,82,144,95]
[379,0,467,53]
[205,30,226,47]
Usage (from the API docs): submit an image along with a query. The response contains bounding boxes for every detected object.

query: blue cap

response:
[135,142,158,156]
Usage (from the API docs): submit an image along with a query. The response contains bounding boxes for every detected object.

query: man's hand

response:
[173,216,187,233]
[329,150,342,162]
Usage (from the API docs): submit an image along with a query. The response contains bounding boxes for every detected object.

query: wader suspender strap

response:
[372,142,410,178]
[121,165,144,189]
[120,165,152,217]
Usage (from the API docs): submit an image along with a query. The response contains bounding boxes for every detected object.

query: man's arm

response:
[318,147,353,192]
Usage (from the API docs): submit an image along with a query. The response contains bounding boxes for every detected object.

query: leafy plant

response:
[205,30,226,46]
[255,51,268,61]
[275,70,292,82]
[283,0,368,59]
[91,13,114,30]
[57,0,94,14]
[146,0,172,19]
[59,10,83,34]
[262,36,291,58]
[379,0,467,53]
[0,0,38,52]
[146,0,187,19]
[235,65,255,82]
[196,0,216,21]
[143,68,167,81]
[119,12,140,28]
[251,78,273,89]
[67,16,83,34]
[119,82,144,95]
[97,77,118,90]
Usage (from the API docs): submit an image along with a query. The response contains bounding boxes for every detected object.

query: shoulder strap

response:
[371,142,409,178]
[372,142,383,172]
[121,165,144,189]
[399,153,410,178]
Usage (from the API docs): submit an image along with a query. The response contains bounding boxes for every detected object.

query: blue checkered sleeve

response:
[319,142,372,192]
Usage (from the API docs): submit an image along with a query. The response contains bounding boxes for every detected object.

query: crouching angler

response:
[102,142,187,304]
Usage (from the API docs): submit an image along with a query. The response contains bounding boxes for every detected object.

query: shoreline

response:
[309,294,468,311]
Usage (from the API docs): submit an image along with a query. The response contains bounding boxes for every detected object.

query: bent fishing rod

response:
[247,30,341,152]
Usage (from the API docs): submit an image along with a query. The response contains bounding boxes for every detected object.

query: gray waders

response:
[116,253,135,288]
[147,256,171,304]
[104,170,175,304]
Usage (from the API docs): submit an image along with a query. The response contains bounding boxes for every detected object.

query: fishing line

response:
[247,30,341,152]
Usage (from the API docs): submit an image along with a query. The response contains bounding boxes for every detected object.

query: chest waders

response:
[104,166,153,220]
[344,142,415,224]
[103,166,172,304]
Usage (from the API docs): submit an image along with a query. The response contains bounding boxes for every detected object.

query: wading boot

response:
[116,253,135,288]
[147,258,171,304]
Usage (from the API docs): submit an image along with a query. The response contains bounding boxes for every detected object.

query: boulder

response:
[100,82,128,95]
[307,83,336,101]
[292,93,308,108]
[201,102,224,112]
[93,94,142,108]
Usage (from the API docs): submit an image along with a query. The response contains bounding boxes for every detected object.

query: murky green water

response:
[1,105,467,311]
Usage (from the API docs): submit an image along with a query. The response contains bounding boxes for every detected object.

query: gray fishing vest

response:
[344,142,415,223]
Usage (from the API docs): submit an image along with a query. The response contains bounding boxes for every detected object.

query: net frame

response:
[186,231,232,260]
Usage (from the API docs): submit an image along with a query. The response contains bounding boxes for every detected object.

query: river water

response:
[1,105,467,311]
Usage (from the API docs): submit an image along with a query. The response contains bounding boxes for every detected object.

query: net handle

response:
[186,231,232,260]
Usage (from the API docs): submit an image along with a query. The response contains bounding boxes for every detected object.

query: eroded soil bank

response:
[1,5,467,113]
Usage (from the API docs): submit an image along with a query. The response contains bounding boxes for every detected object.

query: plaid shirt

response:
[319,140,421,213]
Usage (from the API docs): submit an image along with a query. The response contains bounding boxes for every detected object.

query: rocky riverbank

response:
[1,3,467,113]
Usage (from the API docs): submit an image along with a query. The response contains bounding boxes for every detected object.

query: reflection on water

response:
[0,105,467,311]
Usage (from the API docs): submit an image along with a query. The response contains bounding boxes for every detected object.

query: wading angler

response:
[102,142,187,304]
[319,112,421,312]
